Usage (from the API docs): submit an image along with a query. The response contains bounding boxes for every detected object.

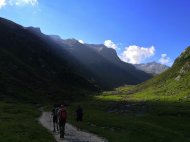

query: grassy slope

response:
[67,47,190,142]
[0,101,55,142]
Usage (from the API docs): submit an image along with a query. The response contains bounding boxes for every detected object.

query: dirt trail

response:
[39,112,108,142]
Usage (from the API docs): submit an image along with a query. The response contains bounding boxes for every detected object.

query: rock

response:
[175,75,181,81]
[180,67,185,74]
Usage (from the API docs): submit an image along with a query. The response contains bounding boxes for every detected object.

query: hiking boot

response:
[60,135,64,138]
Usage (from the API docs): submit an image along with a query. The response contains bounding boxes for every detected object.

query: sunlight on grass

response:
[94,94,123,101]
[67,62,190,142]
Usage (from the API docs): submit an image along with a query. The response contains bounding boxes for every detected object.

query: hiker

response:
[52,104,59,132]
[76,105,83,122]
[58,104,67,138]
[75,105,83,131]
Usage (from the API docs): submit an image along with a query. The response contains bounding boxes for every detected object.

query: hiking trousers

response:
[59,120,66,138]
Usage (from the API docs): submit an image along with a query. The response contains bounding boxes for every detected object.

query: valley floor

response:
[1,83,190,142]
[67,87,190,142]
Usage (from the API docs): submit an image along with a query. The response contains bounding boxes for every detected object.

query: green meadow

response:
[0,101,55,142]
[68,88,190,142]
[68,55,190,142]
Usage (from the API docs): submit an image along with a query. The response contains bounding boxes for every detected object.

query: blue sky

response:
[0,0,190,66]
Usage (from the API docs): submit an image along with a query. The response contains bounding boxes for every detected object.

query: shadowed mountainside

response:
[50,38,152,89]
[0,17,98,103]
[28,26,152,89]
[0,17,152,104]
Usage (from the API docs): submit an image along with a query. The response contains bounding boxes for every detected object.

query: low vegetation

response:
[67,47,190,142]
[68,89,190,142]
[0,101,55,142]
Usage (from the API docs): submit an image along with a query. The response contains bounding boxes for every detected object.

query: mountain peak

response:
[62,38,81,46]
[85,44,105,50]
[49,35,62,41]
[148,61,158,64]
[26,26,42,34]
[134,62,169,75]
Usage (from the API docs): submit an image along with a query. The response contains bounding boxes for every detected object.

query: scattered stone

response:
[175,75,181,81]
[180,67,185,74]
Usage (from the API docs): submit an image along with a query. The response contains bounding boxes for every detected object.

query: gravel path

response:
[39,112,108,142]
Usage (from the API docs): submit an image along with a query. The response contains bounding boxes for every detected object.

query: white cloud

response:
[0,0,38,8]
[104,40,117,49]
[9,0,38,6]
[120,45,155,64]
[78,40,85,44]
[159,54,171,65]
[0,0,6,8]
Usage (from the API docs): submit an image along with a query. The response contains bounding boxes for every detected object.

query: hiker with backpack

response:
[52,104,59,132]
[58,104,67,138]
[76,105,83,130]
[76,105,83,122]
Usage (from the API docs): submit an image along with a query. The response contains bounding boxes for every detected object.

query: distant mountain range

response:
[134,62,169,75]
[0,17,153,102]
[47,37,152,89]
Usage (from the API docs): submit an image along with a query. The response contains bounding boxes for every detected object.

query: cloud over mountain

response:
[78,40,85,44]
[120,45,155,64]
[104,40,117,49]
[159,54,172,65]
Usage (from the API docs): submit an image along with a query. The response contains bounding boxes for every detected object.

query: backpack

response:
[59,108,67,121]
[52,107,59,116]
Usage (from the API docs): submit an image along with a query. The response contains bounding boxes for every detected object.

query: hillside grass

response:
[67,68,190,142]
[2,47,190,142]
[0,101,55,142]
